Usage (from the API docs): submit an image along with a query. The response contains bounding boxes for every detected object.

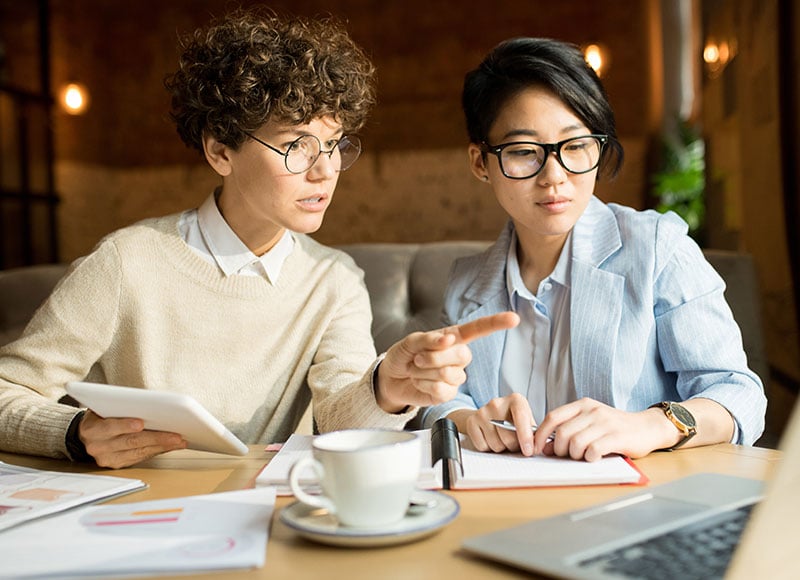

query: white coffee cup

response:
[288,429,421,528]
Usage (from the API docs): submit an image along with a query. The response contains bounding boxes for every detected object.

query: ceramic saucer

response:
[279,490,459,548]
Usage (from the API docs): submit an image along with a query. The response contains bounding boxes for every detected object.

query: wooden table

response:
[0,443,781,579]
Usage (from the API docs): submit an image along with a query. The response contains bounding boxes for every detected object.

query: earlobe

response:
[203,133,233,177]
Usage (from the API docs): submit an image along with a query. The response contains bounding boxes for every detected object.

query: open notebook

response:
[256,419,645,494]
[461,404,800,579]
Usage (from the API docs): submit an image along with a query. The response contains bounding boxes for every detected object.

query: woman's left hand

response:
[534,398,667,462]
[375,312,520,412]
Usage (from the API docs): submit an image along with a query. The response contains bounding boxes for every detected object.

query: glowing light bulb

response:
[703,43,720,64]
[584,44,609,77]
[59,82,90,115]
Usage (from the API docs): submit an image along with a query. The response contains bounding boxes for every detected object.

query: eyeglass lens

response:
[284,135,361,174]
[498,136,603,179]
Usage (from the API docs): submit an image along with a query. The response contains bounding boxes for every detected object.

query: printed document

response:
[0,461,146,531]
[0,487,275,578]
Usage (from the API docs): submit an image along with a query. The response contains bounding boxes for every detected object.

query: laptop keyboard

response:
[578,504,755,580]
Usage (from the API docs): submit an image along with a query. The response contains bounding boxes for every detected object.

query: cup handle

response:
[288,457,336,513]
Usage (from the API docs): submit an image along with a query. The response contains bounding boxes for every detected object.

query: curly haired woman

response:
[0,9,516,468]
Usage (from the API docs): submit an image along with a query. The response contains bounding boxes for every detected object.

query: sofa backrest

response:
[0,263,68,346]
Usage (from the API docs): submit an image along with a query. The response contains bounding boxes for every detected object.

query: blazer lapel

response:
[570,198,624,403]
[459,223,514,388]
[462,222,512,310]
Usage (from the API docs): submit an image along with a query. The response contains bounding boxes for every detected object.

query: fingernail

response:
[523,443,533,455]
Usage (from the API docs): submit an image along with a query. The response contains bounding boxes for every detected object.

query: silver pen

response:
[490,419,555,441]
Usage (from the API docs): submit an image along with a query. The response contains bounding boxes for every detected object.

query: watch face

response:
[670,403,696,428]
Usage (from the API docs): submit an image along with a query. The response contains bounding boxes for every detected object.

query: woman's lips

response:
[298,194,328,211]
[538,198,571,213]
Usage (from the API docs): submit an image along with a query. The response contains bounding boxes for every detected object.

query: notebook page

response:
[255,434,316,495]
[255,431,443,495]
[456,446,643,489]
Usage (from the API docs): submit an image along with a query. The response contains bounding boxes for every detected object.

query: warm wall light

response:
[703,37,736,78]
[584,43,610,77]
[58,82,91,115]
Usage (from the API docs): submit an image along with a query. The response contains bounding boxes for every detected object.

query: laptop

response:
[462,402,800,579]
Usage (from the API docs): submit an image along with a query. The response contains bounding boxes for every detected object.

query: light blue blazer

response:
[421,197,766,445]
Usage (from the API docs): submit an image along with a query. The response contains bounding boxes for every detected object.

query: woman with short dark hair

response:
[421,37,765,461]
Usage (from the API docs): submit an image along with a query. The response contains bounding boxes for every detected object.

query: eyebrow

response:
[273,126,345,140]
[498,125,588,142]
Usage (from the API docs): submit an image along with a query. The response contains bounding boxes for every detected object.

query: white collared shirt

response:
[499,231,576,424]
[178,191,294,284]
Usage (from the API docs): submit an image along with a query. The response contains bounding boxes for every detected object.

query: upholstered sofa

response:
[0,244,770,440]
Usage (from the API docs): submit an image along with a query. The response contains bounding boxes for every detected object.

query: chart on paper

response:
[81,506,184,527]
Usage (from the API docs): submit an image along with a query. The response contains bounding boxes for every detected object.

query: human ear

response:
[202,133,234,177]
[468,143,490,182]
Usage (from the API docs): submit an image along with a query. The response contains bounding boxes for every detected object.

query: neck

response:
[515,230,568,292]
[216,190,284,256]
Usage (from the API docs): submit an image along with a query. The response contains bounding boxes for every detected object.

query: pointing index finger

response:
[449,312,519,344]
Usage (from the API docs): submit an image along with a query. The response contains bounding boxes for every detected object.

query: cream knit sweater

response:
[0,215,415,459]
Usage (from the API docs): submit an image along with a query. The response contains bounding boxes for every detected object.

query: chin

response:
[293,219,326,235]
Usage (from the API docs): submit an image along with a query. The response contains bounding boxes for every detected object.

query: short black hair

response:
[462,37,623,178]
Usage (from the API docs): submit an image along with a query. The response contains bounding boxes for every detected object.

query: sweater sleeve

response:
[309,255,417,432]
[0,241,123,458]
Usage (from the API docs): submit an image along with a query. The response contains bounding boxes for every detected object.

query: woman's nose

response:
[536,151,568,184]
[306,151,338,180]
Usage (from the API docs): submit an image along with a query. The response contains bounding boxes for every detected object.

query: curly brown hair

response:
[164,8,376,153]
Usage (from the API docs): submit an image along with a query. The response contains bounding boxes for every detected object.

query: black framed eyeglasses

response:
[245,133,362,174]
[481,134,608,180]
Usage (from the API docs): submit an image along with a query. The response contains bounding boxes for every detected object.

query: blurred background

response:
[0,0,797,440]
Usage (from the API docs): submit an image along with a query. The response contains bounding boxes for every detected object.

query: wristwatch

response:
[649,401,697,451]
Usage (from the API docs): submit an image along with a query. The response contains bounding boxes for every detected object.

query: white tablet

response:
[65,381,249,456]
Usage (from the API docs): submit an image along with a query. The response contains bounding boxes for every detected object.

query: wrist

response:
[65,410,94,463]
[647,408,682,449]
[445,409,473,433]
[374,361,410,414]
[648,402,697,451]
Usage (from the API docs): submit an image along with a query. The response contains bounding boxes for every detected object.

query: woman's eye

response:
[564,142,587,152]
[507,147,537,158]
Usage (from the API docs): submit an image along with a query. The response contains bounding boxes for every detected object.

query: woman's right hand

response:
[448,393,536,456]
[78,410,187,469]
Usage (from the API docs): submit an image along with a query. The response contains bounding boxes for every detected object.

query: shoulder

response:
[451,250,490,281]
[292,234,365,280]
[444,224,512,321]
[605,203,695,271]
[606,202,688,243]
[450,232,507,289]
[60,214,193,291]
[94,214,183,255]
[597,203,717,295]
